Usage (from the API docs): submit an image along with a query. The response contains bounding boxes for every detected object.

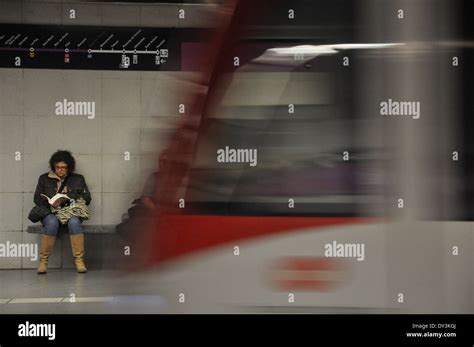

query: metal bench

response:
[27,225,116,234]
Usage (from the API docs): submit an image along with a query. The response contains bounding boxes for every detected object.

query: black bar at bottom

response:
[0,314,472,346]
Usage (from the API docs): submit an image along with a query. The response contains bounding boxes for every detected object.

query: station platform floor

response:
[0,269,167,314]
[0,269,396,314]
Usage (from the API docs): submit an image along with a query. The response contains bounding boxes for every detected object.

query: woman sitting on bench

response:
[33,150,91,274]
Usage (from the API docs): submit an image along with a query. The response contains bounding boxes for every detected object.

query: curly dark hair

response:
[49,150,76,173]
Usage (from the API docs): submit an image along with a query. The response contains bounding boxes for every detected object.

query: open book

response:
[41,193,70,205]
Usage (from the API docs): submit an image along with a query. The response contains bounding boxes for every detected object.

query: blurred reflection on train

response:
[120,0,473,313]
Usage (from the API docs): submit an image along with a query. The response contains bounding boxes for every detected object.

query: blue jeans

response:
[42,214,83,236]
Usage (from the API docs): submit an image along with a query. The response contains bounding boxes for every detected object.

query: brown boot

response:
[37,235,56,274]
[70,234,87,273]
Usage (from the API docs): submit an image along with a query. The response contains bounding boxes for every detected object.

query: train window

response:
[167,0,470,220]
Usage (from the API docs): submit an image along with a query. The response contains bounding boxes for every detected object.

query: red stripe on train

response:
[147,215,371,264]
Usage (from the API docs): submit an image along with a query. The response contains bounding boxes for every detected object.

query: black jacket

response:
[33,172,92,207]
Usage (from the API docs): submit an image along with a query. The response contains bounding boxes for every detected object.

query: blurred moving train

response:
[126,0,474,313]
